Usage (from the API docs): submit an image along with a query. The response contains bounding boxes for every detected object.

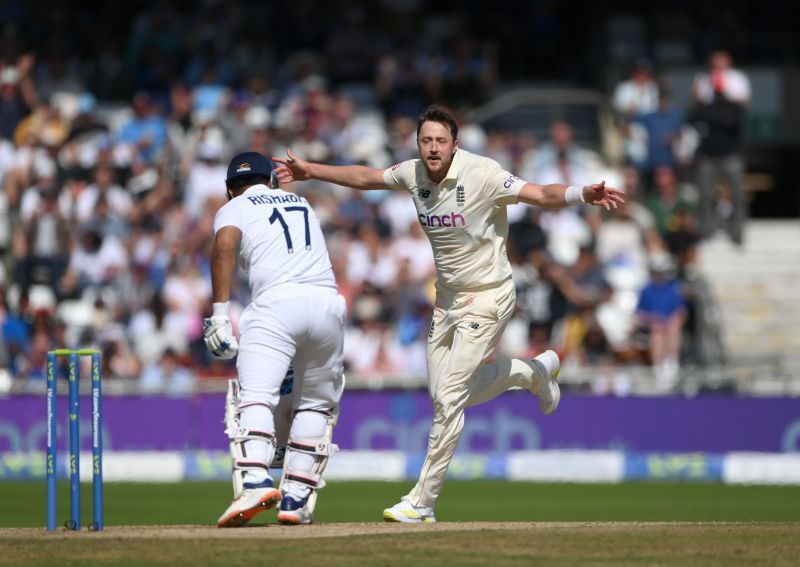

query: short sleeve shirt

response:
[213,184,336,300]
[383,149,526,290]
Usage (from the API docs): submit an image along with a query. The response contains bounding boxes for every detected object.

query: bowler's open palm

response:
[584,181,625,211]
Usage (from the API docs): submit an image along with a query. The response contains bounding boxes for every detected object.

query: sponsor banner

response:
[3,451,800,484]
[723,452,800,485]
[1,392,799,453]
[624,452,725,482]
[509,451,624,483]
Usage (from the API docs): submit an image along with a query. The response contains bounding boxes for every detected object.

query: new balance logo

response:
[418,188,431,199]
[469,322,479,329]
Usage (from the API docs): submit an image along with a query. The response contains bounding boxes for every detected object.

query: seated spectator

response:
[117,92,168,165]
[14,187,70,295]
[18,157,59,223]
[182,135,227,220]
[60,226,128,297]
[663,205,701,278]
[1,288,31,376]
[129,295,189,366]
[644,165,697,238]
[526,121,601,182]
[552,246,614,361]
[634,254,687,390]
[73,165,133,225]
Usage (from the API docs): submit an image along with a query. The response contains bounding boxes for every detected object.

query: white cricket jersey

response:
[213,184,336,301]
[383,149,526,291]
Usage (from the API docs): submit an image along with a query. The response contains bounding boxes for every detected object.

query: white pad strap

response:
[227,426,275,444]
[287,435,339,457]
[233,459,270,473]
[283,468,326,489]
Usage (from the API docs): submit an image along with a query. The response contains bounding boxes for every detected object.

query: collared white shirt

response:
[383,149,526,291]
[213,184,336,301]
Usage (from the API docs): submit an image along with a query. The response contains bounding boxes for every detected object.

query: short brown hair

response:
[416,105,459,140]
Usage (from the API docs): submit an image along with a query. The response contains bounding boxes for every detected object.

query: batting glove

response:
[203,303,239,360]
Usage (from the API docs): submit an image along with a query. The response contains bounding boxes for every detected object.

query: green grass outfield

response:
[2,480,800,526]
[2,482,800,566]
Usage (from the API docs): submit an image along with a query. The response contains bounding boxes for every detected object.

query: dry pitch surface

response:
[3,522,800,566]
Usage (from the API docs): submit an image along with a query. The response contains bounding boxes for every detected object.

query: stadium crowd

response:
[0,2,750,392]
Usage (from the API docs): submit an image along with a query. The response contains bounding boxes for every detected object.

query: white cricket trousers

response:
[236,287,346,483]
[407,278,542,509]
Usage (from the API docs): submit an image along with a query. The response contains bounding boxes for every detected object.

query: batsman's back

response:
[213,185,336,300]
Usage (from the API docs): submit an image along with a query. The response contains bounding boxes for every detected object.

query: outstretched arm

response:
[517,180,625,211]
[273,149,388,190]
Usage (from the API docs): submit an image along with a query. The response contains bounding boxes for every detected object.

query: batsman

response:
[204,151,346,526]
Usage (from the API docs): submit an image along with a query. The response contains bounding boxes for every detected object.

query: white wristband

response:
[565,185,585,206]
[212,302,230,317]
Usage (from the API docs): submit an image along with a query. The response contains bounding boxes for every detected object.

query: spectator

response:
[557,246,614,361]
[117,92,169,165]
[633,88,686,189]
[528,121,600,181]
[612,58,660,168]
[182,134,228,220]
[587,166,661,252]
[0,56,37,141]
[60,226,128,298]
[319,94,389,167]
[634,253,687,390]
[612,58,660,118]
[18,157,59,223]
[74,165,133,226]
[692,50,751,106]
[663,205,701,279]
[58,93,110,172]
[14,187,70,295]
[645,165,697,238]
[1,288,31,376]
[690,50,750,245]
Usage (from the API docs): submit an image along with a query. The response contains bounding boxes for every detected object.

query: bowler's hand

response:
[203,316,239,360]
[272,149,310,185]
[583,181,625,211]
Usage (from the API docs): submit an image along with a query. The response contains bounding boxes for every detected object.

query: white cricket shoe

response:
[216,480,281,528]
[382,496,436,523]
[531,350,561,416]
[276,495,313,525]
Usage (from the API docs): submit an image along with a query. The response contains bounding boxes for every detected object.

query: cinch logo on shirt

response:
[418,211,466,228]
[236,163,252,173]
[503,175,519,188]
